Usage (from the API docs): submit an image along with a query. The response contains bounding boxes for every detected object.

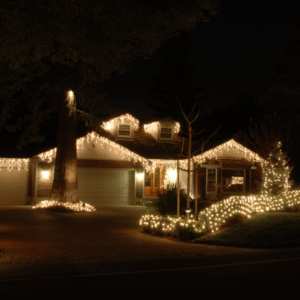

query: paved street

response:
[0,205,258,264]
[1,257,300,300]
[0,205,300,283]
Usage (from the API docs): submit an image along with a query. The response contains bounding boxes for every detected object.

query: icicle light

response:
[0,158,29,171]
[101,114,139,131]
[194,139,265,165]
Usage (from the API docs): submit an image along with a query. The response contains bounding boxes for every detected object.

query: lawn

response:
[194,212,300,248]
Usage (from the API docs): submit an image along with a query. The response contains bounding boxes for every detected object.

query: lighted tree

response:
[259,141,294,196]
[0,0,219,204]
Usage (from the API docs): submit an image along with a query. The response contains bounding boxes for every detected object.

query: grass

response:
[194,212,300,248]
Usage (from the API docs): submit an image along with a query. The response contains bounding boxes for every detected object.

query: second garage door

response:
[77,168,135,206]
[0,169,27,205]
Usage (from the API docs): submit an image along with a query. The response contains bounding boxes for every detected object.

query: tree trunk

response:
[50,90,78,203]
[187,125,192,208]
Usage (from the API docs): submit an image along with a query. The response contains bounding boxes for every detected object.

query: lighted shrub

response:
[147,184,187,216]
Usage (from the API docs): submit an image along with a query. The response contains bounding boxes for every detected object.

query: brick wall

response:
[37,162,55,197]
[136,176,143,198]
[27,163,34,197]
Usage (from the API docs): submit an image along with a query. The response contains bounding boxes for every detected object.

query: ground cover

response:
[194,212,300,248]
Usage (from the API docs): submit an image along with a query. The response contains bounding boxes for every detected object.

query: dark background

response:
[1,0,300,180]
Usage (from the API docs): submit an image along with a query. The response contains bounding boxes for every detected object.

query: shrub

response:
[148,184,187,216]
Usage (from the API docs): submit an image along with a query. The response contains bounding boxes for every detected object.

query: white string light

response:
[101,113,139,131]
[193,139,265,165]
[144,121,180,134]
[140,190,300,235]
[0,158,29,171]
[32,200,96,212]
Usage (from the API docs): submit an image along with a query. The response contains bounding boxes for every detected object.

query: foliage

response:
[195,212,300,248]
[253,17,300,174]
[141,190,300,241]
[0,0,219,146]
[140,215,202,240]
[257,141,294,196]
[147,184,187,216]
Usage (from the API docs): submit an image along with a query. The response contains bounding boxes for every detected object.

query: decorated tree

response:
[0,0,219,204]
[259,141,294,196]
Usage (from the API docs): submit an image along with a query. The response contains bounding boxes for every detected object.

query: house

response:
[0,114,264,205]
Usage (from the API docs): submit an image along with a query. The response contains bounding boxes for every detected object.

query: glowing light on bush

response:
[32,200,96,212]
[140,190,300,235]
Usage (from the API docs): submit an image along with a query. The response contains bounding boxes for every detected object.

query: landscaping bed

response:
[194,212,300,248]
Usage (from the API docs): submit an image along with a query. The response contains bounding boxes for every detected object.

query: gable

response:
[194,139,265,165]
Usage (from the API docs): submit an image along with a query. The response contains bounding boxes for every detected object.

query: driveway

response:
[0,205,299,265]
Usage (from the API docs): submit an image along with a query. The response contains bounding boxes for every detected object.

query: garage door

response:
[77,168,134,205]
[0,169,27,205]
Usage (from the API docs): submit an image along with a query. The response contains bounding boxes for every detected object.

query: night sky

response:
[106,0,300,118]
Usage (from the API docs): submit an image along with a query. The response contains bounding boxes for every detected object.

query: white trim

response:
[159,126,173,140]
[117,123,132,138]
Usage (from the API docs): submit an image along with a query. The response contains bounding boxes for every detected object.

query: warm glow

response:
[166,168,177,183]
[0,158,29,171]
[137,173,144,180]
[32,200,96,212]
[42,170,50,178]
[101,113,139,132]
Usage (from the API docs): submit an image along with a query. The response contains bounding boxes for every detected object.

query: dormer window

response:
[118,124,131,137]
[160,127,172,139]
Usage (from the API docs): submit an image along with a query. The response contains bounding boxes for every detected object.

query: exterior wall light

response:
[42,170,50,178]
[137,173,144,180]
[166,168,177,183]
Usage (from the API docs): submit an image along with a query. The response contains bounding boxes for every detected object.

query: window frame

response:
[117,123,131,138]
[206,167,218,194]
[221,168,246,194]
[159,126,173,140]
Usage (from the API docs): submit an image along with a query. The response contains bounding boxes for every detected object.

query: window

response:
[145,173,151,187]
[118,124,131,137]
[221,169,245,193]
[207,168,217,193]
[155,168,159,187]
[160,127,172,139]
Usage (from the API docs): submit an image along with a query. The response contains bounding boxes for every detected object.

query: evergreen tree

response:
[0,0,219,203]
[145,32,206,123]
[259,141,293,196]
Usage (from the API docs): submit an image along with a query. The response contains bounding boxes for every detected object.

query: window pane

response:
[207,182,216,192]
[207,169,216,181]
[145,173,151,187]
[160,127,172,138]
[119,124,130,136]
[222,169,244,192]
[155,168,159,187]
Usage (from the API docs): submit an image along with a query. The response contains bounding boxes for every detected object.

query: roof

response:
[206,158,255,166]
[96,120,183,160]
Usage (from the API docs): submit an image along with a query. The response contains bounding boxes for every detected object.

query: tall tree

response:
[257,141,293,196]
[254,16,300,173]
[0,0,219,203]
[145,31,206,123]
